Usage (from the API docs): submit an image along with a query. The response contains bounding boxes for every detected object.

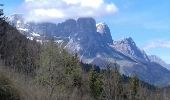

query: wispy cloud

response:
[144,40,170,50]
[18,0,118,22]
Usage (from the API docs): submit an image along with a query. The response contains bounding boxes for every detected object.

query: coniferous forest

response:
[0,6,170,100]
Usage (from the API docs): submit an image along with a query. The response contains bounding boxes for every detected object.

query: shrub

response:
[0,73,20,100]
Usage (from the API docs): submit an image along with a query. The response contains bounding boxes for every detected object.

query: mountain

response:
[64,18,133,63]
[112,37,150,63]
[149,55,170,70]
[10,14,170,86]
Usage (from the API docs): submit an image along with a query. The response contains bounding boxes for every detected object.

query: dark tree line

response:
[0,8,40,75]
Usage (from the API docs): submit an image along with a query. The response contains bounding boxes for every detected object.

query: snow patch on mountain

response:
[96,22,106,34]
[31,32,41,37]
[18,28,28,32]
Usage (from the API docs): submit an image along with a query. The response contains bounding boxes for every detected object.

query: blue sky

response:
[1,0,170,64]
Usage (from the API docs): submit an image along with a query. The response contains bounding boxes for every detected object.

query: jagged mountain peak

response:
[10,14,24,20]
[96,22,110,35]
[96,22,107,34]
[96,22,110,34]
[113,37,137,52]
[120,37,135,45]
[10,14,25,28]
[124,37,134,41]
[113,37,150,62]
[96,22,113,44]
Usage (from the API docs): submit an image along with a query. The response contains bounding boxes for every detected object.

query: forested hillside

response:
[0,9,170,100]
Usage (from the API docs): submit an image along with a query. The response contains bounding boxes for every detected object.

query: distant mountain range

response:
[10,14,170,86]
[149,55,170,70]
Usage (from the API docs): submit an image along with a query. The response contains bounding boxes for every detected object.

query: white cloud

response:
[19,0,118,22]
[144,40,170,50]
[34,9,65,18]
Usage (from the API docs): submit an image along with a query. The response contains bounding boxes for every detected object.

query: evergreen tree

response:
[129,74,140,100]
[0,4,5,32]
[89,68,103,99]
[0,4,4,19]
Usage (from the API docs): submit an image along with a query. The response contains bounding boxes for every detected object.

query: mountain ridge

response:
[9,14,170,86]
[149,55,170,70]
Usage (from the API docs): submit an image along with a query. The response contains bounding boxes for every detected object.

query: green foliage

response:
[89,68,103,99]
[129,74,140,100]
[36,40,83,99]
[37,40,66,99]
[66,54,82,88]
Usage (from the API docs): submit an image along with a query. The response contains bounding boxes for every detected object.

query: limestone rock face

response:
[96,23,113,44]
[10,14,170,86]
